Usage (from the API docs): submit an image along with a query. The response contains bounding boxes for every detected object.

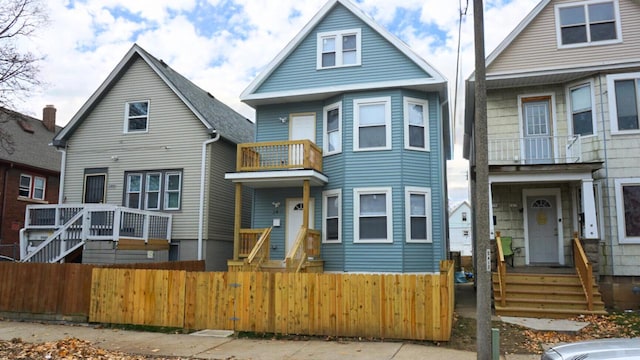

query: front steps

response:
[492,272,607,318]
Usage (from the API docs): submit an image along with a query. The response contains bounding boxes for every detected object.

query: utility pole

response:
[473,0,491,359]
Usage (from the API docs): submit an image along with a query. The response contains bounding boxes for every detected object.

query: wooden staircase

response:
[492,272,607,318]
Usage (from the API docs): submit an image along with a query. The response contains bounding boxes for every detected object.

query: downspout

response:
[198,130,220,261]
[57,145,67,204]
[597,74,614,276]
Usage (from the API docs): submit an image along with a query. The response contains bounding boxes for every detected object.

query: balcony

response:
[489,135,582,165]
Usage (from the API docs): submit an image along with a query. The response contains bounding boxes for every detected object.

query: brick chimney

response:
[42,105,56,132]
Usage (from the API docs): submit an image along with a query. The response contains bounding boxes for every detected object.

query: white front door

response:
[286,198,314,254]
[522,98,552,164]
[524,189,563,265]
[289,113,316,166]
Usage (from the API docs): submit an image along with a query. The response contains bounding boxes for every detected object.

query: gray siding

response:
[82,240,169,265]
[256,4,430,94]
[489,0,640,74]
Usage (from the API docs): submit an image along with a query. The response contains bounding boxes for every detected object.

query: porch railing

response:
[236,140,323,172]
[244,227,272,270]
[20,204,172,263]
[238,228,269,258]
[495,231,507,307]
[488,135,581,165]
[573,232,593,311]
[285,227,321,273]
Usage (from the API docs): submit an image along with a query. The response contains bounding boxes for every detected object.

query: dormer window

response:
[555,0,621,48]
[317,29,361,69]
[124,101,149,133]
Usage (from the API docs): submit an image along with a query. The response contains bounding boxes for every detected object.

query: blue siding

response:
[256,4,430,94]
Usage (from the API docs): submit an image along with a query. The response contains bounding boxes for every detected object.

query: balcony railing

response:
[236,140,322,172]
[489,135,581,165]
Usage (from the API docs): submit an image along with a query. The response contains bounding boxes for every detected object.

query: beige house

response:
[465,0,640,310]
[21,44,253,271]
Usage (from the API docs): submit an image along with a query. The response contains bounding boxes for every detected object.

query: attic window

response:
[124,101,149,133]
[317,28,361,69]
[555,0,621,48]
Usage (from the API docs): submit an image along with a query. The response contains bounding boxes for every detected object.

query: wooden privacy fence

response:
[90,260,454,341]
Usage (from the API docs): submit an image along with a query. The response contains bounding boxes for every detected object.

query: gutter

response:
[57,145,67,204]
[198,130,220,261]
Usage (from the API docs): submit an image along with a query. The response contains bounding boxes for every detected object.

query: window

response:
[462,212,468,222]
[405,187,431,243]
[615,178,640,243]
[568,82,595,136]
[404,97,429,150]
[607,73,640,134]
[323,102,342,155]
[555,0,621,48]
[18,174,46,201]
[317,29,361,69]
[463,230,470,237]
[124,101,149,133]
[353,97,391,151]
[354,187,393,243]
[124,170,182,210]
[322,189,341,243]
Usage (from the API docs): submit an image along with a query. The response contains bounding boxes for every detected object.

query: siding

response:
[489,0,640,74]
[64,58,209,241]
[255,4,430,94]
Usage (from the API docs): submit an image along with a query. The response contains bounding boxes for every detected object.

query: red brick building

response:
[0,106,61,259]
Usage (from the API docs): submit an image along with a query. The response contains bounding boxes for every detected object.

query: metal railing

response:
[236,140,323,172]
[20,204,172,263]
[488,135,581,164]
[573,232,593,311]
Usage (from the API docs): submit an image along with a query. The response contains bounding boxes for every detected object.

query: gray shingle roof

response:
[0,107,61,173]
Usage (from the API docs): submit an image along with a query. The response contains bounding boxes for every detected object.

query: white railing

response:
[488,135,581,165]
[20,204,172,263]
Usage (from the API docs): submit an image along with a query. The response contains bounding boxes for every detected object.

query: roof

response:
[449,200,471,216]
[54,44,254,146]
[0,107,61,173]
[240,0,448,104]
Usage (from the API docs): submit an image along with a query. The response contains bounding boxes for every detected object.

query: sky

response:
[14,0,541,205]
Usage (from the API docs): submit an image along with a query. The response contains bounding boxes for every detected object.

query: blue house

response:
[226,0,450,273]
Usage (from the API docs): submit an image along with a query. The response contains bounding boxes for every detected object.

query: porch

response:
[225,140,328,273]
[20,204,172,263]
[489,135,582,165]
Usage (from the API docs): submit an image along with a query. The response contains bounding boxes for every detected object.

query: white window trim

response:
[123,100,150,134]
[607,72,640,135]
[614,178,640,244]
[353,97,392,151]
[145,172,162,210]
[33,176,46,201]
[322,101,342,156]
[316,28,361,70]
[405,186,432,243]
[565,80,597,137]
[164,171,182,210]
[354,187,393,243]
[322,189,342,243]
[126,173,143,209]
[554,0,622,49]
[517,93,558,160]
[403,97,430,151]
[19,174,32,198]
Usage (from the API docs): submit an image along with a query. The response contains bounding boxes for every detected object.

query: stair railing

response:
[245,227,272,270]
[573,232,593,311]
[20,208,87,263]
[285,227,307,273]
[496,231,507,307]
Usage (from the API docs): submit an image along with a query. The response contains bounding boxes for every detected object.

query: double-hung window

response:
[322,189,341,243]
[124,170,182,210]
[323,102,342,155]
[404,97,429,150]
[353,97,391,151]
[405,187,432,243]
[607,73,640,134]
[555,1,621,48]
[124,100,150,133]
[19,174,46,200]
[568,82,595,136]
[317,29,361,69]
[615,178,640,243]
[354,187,392,243]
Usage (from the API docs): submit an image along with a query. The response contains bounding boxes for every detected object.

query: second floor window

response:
[555,1,620,48]
[569,83,594,136]
[354,97,391,151]
[124,101,149,133]
[608,73,640,134]
[19,174,46,200]
[462,212,468,222]
[323,102,342,155]
[404,97,429,150]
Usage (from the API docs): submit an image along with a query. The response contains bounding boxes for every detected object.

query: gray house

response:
[21,44,254,271]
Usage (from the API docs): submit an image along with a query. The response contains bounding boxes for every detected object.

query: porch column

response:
[302,180,310,229]
[488,181,495,238]
[233,183,242,260]
[581,179,599,239]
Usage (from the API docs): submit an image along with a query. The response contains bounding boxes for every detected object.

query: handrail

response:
[488,135,582,164]
[573,232,593,311]
[285,227,307,273]
[495,231,507,307]
[245,227,272,270]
